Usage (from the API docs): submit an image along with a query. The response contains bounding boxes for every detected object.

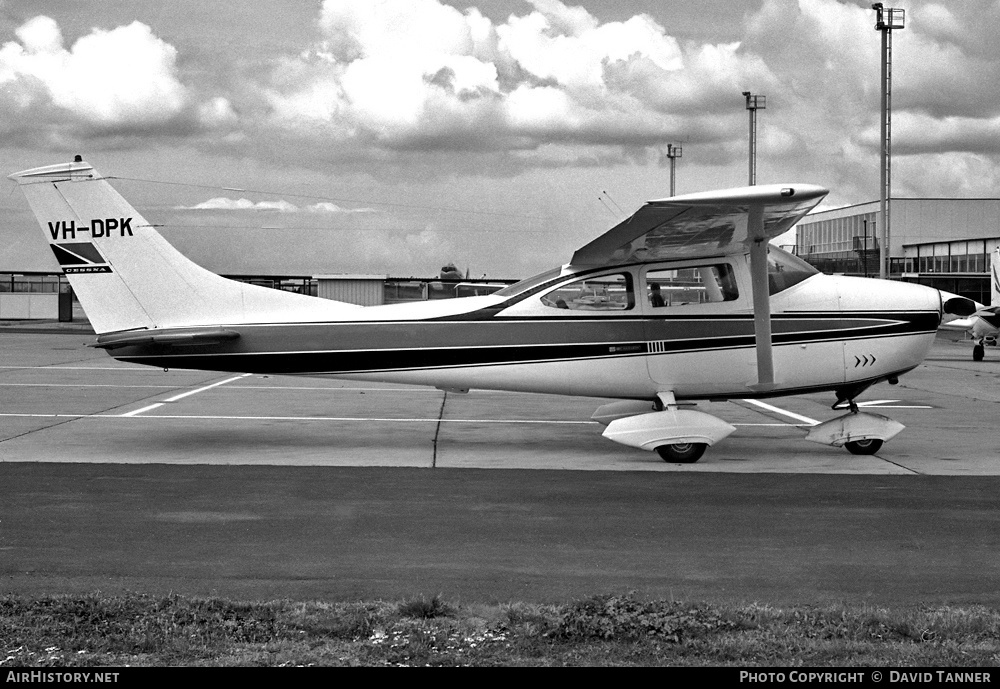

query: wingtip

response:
[8,159,95,183]
[651,183,829,205]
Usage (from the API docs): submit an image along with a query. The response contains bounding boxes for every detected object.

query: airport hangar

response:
[793,197,1000,306]
[2,195,1000,321]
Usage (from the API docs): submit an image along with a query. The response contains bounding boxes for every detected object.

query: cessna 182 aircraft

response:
[9,158,971,463]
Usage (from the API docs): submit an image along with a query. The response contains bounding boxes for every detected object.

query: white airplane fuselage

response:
[103,256,942,402]
[10,159,952,460]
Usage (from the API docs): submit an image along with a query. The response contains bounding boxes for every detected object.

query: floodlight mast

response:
[743,92,766,186]
[665,144,682,197]
[873,3,904,279]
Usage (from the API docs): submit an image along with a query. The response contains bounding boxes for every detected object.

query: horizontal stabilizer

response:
[92,328,240,350]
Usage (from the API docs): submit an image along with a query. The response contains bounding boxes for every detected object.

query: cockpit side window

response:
[767,246,818,294]
[540,273,634,311]
[645,264,739,307]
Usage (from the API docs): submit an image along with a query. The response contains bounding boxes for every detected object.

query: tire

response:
[655,442,707,463]
[973,344,985,361]
[844,438,883,455]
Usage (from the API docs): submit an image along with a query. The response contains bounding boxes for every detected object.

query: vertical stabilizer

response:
[9,159,359,334]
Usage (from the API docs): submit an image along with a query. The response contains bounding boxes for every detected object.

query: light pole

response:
[743,91,766,186]
[873,3,904,279]
[665,144,682,196]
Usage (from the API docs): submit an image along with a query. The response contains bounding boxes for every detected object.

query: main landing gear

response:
[593,393,735,464]
[594,385,907,463]
[655,442,706,464]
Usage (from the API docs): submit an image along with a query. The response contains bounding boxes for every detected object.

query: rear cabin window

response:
[541,273,634,311]
[646,264,739,307]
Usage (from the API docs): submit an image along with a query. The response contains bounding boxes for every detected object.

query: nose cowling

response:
[828,275,943,377]
[832,275,942,316]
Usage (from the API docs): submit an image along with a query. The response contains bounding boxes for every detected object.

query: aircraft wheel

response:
[844,438,883,455]
[655,442,706,463]
[973,344,985,361]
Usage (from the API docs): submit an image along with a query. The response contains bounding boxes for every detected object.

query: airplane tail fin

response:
[9,159,359,334]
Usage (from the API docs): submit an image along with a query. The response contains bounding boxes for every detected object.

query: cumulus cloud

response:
[260,0,701,154]
[5,0,1000,210]
[256,0,1000,186]
[186,197,299,212]
[0,17,186,129]
[0,15,240,143]
[183,197,376,213]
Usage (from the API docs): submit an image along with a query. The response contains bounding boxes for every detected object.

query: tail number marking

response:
[47,218,134,240]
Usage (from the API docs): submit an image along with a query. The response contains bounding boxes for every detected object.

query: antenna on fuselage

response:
[597,195,619,218]
[601,190,626,216]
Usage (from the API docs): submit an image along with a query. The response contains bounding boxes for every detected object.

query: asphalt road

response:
[2,328,999,605]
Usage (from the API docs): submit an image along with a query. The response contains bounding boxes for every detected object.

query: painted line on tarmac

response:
[0,413,793,427]
[0,382,446,393]
[0,378,448,394]
[1,414,89,418]
[0,412,594,425]
[0,365,186,372]
[120,374,252,417]
[740,399,820,426]
[856,399,933,409]
[108,415,597,424]
[0,383,182,390]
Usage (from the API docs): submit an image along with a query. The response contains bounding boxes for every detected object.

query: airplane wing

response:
[572,183,828,391]
[571,184,828,266]
[973,305,1000,329]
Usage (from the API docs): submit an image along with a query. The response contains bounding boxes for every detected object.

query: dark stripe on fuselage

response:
[110,310,939,375]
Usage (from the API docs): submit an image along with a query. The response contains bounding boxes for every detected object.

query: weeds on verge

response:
[2,592,1000,667]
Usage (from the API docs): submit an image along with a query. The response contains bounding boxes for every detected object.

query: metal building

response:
[795,198,1000,304]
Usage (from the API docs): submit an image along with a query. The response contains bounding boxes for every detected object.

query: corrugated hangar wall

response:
[316,275,385,306]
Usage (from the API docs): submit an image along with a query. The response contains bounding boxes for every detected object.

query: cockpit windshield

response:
[768,245,818,294]
[493,267,562,298]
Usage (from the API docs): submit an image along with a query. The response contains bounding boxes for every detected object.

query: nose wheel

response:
[805,392,905,455]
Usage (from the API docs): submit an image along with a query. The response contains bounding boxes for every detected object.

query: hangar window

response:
[541,273,634,311]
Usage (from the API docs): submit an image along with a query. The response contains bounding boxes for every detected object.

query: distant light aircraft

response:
[9,159,972,462]
[941,248,1000,361]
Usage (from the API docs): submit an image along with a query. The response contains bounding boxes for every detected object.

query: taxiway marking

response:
[856,399,933,409]
[740,399,820,426]
[0,412,594,425]
[120,374,252,417]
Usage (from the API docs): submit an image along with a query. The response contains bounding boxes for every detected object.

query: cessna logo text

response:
[48,218,133,240]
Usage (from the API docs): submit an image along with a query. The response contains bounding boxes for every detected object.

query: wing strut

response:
[747,204,776,390]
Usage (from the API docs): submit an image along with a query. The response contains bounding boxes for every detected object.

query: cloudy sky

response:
[2,0,999,278]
